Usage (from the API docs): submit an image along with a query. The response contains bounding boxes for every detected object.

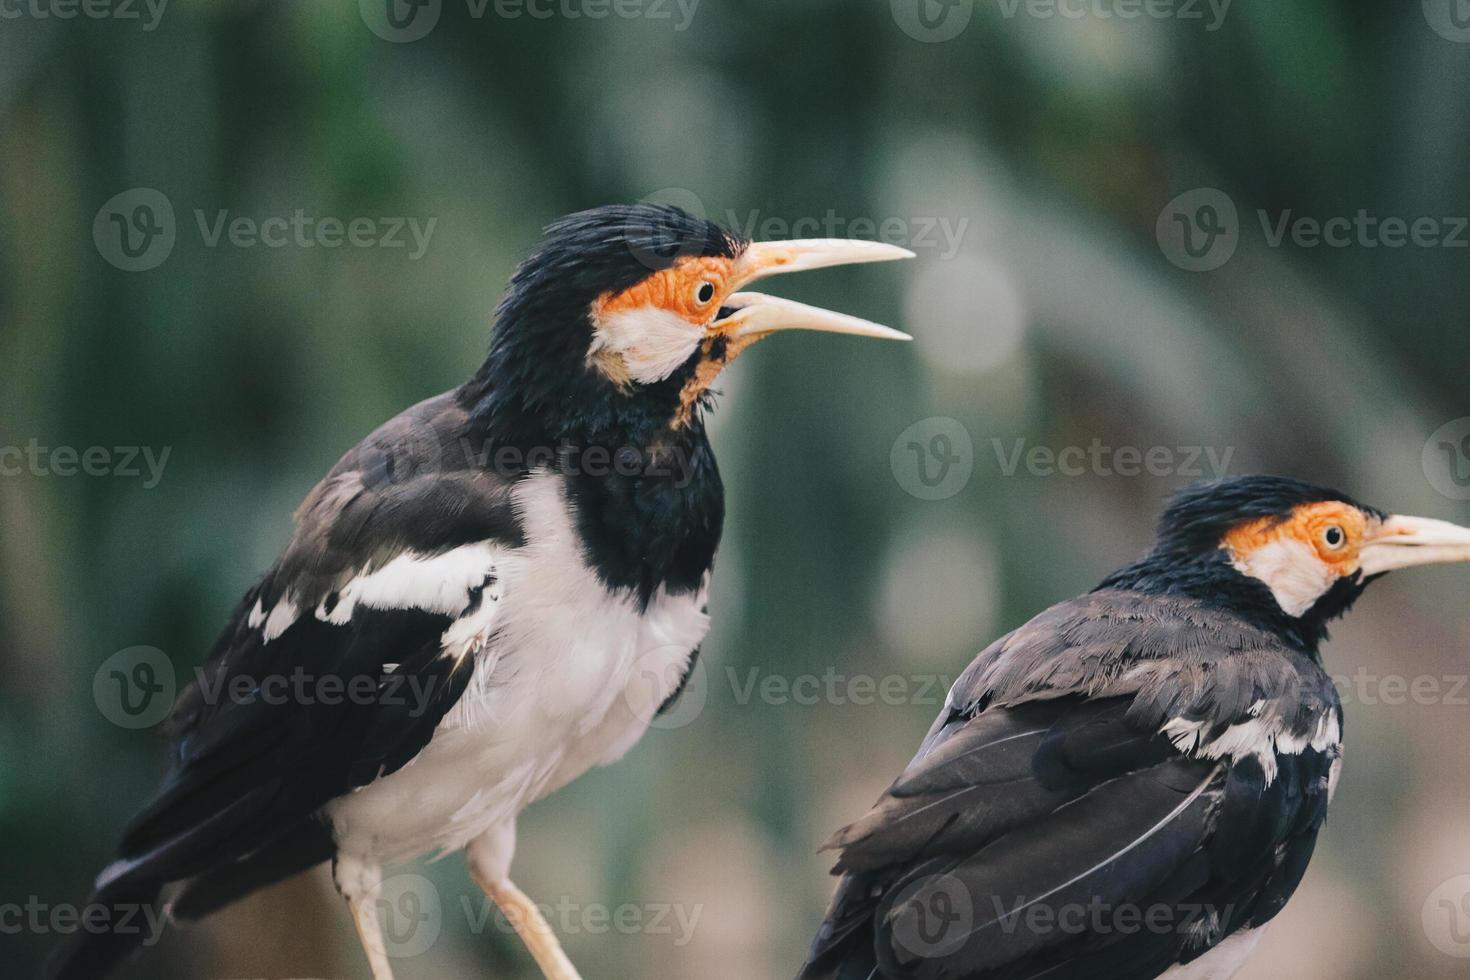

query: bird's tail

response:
[797,871,884,980]
[43,818,334,979]
[43,874,169,980]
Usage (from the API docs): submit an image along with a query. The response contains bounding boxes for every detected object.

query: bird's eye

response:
[1321,525,1346,550]
[694,281,716,305]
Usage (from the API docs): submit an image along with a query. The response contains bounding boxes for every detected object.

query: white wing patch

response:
[254,543,510,660]
[1162,707,1341,784]
[262,595,299,642]
[317,543,504,623]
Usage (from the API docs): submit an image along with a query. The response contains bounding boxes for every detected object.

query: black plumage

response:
[54,204,913,980]
[799,476,1411,980]
[51,207,744,977]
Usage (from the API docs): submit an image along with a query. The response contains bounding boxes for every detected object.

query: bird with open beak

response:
[51,205,912,980]
[801,475,1470,980]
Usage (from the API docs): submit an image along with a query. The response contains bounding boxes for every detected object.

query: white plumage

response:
[324,471,709,866]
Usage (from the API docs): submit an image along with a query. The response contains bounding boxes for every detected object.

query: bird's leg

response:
[467,824,583,980]
[334,855,396,980]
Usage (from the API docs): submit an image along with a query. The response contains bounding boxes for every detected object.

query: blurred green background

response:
[4,1,1470,977]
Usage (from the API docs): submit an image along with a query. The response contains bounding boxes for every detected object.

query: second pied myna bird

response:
[802,475,1470,980]
[53,205,912,980]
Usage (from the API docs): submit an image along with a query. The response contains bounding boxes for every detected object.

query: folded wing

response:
[802,591,1337,980]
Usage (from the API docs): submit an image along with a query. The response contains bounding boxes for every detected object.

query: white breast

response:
[327,472,710,864]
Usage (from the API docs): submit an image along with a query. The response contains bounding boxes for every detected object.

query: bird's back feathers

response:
[801,591,1339,980]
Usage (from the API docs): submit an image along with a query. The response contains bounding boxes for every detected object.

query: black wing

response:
[54,391,524,978]
[801,590,1339,980]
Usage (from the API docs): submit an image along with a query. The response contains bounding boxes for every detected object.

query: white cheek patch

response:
[589,306,704,385]
[1229,538,1335,617]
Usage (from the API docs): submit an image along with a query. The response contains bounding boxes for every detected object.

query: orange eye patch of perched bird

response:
[1222,501,1372,574]
[593,255,736,325]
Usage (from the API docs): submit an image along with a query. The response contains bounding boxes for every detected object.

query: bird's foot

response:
[473,875,583,980]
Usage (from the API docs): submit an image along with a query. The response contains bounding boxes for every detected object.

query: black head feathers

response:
[463,205,747,445]
[495,205,746,345]
[1149,475,1384,557]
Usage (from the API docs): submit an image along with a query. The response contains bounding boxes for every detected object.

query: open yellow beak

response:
[1359,514,1470,576]
[712,239,914,342]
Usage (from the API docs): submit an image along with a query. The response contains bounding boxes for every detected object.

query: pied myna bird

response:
[801,475,1470,980]
[52,204,912,980]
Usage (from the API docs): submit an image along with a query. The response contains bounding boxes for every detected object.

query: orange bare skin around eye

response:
[588,255,748,419]
[592,256,736,325]
[1222,501,1374,575]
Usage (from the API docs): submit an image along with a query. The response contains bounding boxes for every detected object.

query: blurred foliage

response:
[2,2,1469,977]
